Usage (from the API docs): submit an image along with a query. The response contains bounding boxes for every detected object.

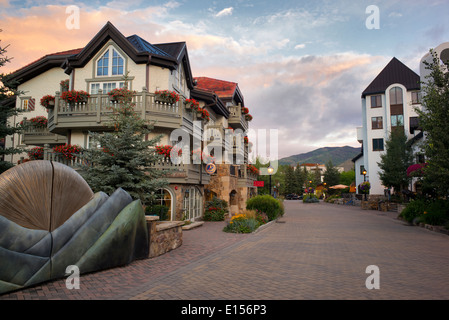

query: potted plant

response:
[241,107,249,114]
[60,90,90,104]
[154,89,180,104]
[60,79,69,92]
[40,95,55,109]
[198,108,210,122]
[29,116,48,129]
[245,114,253,121]
[359,181,371,194]
[108,87,135,103]
[185,98,200,111]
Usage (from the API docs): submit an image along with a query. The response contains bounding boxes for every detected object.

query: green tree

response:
[416,49,449,198]
[377,129,413,196]
[339,170,355,186]
[294,163,306,194]
[0,31,24,173]
[323,160,340,187]
[284,165,297,194]
[79,83,169,205]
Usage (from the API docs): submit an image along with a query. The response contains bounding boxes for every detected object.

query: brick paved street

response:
[1,200,448,301]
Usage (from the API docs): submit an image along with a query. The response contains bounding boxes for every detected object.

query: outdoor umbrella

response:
[329,184,349,189]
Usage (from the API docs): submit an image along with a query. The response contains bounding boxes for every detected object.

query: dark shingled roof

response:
[126,35,173,58]
[362,57,421,98]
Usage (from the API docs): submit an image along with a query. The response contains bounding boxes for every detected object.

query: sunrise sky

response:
[1,0,448,158]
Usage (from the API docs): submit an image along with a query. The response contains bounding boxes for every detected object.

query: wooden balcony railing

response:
[228,104,248,131]
[20,118,67,146]
[48,88,185,134]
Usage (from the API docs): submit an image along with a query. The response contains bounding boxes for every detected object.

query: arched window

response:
[389,87,403,105]
[96,46,124,77]
[183,187,202,221]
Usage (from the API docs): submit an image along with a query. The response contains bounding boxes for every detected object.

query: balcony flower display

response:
[27,147,44,160]
[40,95,55,108]
[247,164,259,175]
[60,79,69,92]
[29,116,48,128]
[198,108,210,122]
[241,107,249,114]
[108,87,136,103]
[52,144,81,160]
[245,114,253,121]
[185,98,200,111]
[60,90,90,104]
[244,136,249,144]
[154,90,179,104]
[192,149,215,164]
[155,145,182,159]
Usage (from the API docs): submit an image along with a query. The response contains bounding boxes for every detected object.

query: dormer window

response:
[96,46,124,77]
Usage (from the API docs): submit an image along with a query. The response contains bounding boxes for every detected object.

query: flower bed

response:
[223,210,268,233]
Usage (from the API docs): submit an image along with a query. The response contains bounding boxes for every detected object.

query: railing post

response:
[97,89,102,124]
[43,144,50,161]
[142,87,147,121]
[54,91,60,125]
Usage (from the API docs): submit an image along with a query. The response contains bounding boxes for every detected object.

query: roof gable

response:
[362,57,421,98]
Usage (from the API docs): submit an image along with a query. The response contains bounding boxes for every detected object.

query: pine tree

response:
[0,30,24,174]
[79,82,169,205]
[294,163,305,194]
[416,49,449,197]
[377,129,413,195]
[323,160,340,187]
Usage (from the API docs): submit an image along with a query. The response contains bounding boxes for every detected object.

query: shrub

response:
[204,197,228,221]
[400,199,427,223]
[223,213,258,233]
[303,194,319,203]
[421,200,449,226]
[246,195,283,221]
[145,204,169,220]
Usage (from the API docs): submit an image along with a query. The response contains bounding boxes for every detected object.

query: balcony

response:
[48,89,185,135]
[21,118,67,146]
[228,104,248,131]
[238,165,258,188]
[41,145,210,185]
[356,127,363,143]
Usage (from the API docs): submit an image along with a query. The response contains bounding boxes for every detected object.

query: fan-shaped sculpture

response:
[0,161,149,295]
[0,160,94,231]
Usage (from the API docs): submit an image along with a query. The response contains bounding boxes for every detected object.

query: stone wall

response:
[146,216,183,258]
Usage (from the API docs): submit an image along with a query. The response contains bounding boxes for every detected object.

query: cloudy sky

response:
[1,0,448,159]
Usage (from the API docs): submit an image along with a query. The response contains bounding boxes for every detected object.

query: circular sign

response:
[205,163,216,174]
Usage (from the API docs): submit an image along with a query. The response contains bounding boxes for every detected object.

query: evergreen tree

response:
[0,31,24,174]
[416,49,449,197]
[377,129,413,195]
[284,165,296,194]
[79,83,169,205]
[294,163,305,194]
[323,160,340,187]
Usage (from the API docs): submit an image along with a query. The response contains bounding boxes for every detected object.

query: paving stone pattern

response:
[1,201,448,300]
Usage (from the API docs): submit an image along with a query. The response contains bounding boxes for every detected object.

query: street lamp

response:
[362,170,367,200]
[268,165,274,196]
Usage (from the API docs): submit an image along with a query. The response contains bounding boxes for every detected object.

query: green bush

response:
[223,214,259,233]
[303,194,319,203]
[204,197,228,221]
[400,199,427,223]
[246,195,283,221]
[145,204,169,220]
[421,200,449,226]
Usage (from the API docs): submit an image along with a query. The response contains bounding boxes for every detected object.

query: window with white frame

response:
[90,81,126,94]
[96,46,124,77]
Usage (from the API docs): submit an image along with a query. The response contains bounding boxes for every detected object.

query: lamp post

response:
[362,170,367,200]
[268,165,274,196]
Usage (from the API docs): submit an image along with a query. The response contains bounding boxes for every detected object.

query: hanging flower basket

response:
[241,107,249,114]
[40,95,55,109]
[60,90,90,104]
[155,90,180,104]
[245,114,253,121]
[358,181,371,194]
[185,98,200,111]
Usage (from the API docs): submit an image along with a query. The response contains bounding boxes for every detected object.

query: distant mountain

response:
[279,146,360,169]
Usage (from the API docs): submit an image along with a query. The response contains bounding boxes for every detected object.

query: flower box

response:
[185,98,200,111]
[245,114,253,121]
[60,90,90,104]
[40,95,55,109]
[154,90,179,104]
[108,87,135,103]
